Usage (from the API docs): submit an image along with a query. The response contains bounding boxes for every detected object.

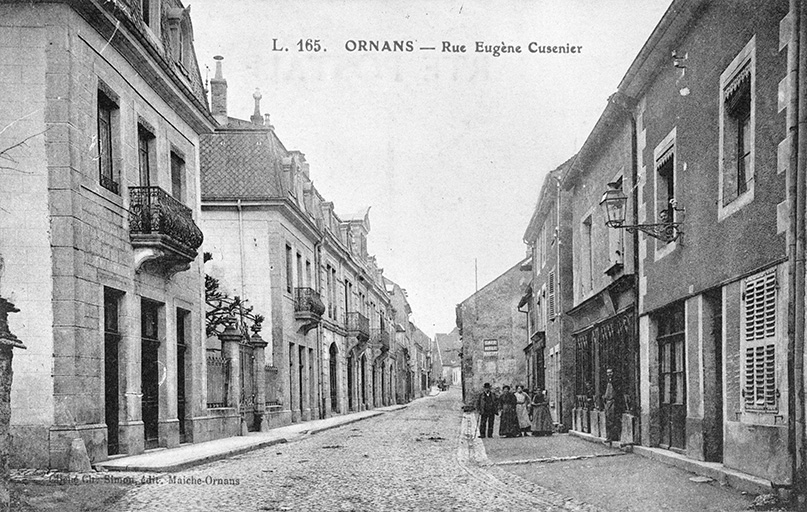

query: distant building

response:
[1,0,216,468]
[456,260,529,404]
[435,328,461,386]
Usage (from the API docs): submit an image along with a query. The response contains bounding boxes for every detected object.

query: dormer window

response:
[167,8,191,69]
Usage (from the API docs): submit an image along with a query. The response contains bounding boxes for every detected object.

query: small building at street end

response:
[434,328,462,387]
[1,0,216,468]
[456,259,529,405]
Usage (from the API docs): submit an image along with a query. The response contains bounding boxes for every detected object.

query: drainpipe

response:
[315,236,325,419]
[237,200,246,301]
[789,0,806,500]
[608,92,641,444]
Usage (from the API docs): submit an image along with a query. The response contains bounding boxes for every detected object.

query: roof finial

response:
[251,88,264,125]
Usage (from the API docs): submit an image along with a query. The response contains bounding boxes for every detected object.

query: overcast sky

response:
[190,0,671,337]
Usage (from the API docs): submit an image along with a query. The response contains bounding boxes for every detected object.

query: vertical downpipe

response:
[787,0,802,498]
[794,0,807,499]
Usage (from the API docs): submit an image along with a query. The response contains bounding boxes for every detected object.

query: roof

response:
[339,207,371,223]
[200,128,285,200]
[524,156,575,241]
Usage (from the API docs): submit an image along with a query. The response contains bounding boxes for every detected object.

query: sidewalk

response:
[475,428,756,511]
[568,430,772,496]
[96,404,408,473]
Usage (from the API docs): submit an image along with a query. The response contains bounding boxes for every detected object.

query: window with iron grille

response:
[743,270,777,412]
[548,270,556,320]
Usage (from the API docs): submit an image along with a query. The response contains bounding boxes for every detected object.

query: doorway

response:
[703,290,724,462]
[141,299,161,450]
[176,308,189,443]
[658,303,686,451]
[329,344,338,412]
[104,289,121,455]
[347,354,355,411]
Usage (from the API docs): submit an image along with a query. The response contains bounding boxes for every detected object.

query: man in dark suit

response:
[476,382,498,438]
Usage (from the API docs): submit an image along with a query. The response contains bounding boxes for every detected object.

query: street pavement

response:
[70,388,757,511]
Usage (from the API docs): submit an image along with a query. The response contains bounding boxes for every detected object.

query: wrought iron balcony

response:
[129,186,203,274]
[294,288,325,331]
[346,312,370,343]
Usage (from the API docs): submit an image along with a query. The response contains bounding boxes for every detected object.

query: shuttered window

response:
[743,270,777,412]
[548,270,556,320]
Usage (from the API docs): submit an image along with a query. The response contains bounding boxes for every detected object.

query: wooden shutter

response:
[743,270,777,411]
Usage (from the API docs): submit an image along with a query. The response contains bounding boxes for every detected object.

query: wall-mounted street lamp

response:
[600,184,684,243]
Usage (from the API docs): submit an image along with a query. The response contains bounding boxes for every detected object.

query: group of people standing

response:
[476,383,553,438]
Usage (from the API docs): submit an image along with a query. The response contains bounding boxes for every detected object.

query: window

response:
[743,270,778,412]
[305,260,312,289]
[97,87,119,194]
[657,150,675,227]
[141,0,151,26]
[285,244,293,294]
[170,150,185,202]
[483,339,498,354]
[137,124,155,187]
[608,177,624,266]
[548,270,556,320]
[296,253,303,289]
[653,128,677,254]
[582,215,593,292]
[719,37,755,219]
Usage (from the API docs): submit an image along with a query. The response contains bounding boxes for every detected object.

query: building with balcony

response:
[0,0,217,468]
[456,259,529,406]
[200,62,399,426]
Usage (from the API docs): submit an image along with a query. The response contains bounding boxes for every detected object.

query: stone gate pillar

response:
[250,330,268,432]
[0,299,25,512]
[219,321,242,411]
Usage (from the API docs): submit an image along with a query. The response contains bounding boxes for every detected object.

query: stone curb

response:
[99,437,289,473]
[93,405,410,474]
[568,429,772,496]
[488,451,627,467]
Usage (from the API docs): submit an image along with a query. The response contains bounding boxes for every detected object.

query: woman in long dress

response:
[530,388,553,436]
[498,385,521,437]
[514,385,531,436]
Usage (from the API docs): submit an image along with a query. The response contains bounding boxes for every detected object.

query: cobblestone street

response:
[111,389,595,512]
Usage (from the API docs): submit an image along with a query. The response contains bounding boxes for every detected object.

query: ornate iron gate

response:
[240,339,257,431]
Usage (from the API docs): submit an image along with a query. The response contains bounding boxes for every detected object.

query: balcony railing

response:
[294,288,326,317]
[346,312,370,342]
[129,186,204,271]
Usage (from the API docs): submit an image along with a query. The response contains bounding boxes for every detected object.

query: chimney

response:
[210,55,228,126]
[250,88,264,126]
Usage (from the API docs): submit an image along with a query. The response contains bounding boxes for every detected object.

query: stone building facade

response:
[520,0,803,488]
[623,0,791,482]
[457,260,529,405]
[200,61,407,429]
[0,0,217,468]
[521,158,575,427]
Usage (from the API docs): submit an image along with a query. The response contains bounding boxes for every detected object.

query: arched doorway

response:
[329,343,338,413]
[347,354,354,412]
[360,354,367,408]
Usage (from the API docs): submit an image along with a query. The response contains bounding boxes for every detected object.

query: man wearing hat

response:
[476,382,498,438]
